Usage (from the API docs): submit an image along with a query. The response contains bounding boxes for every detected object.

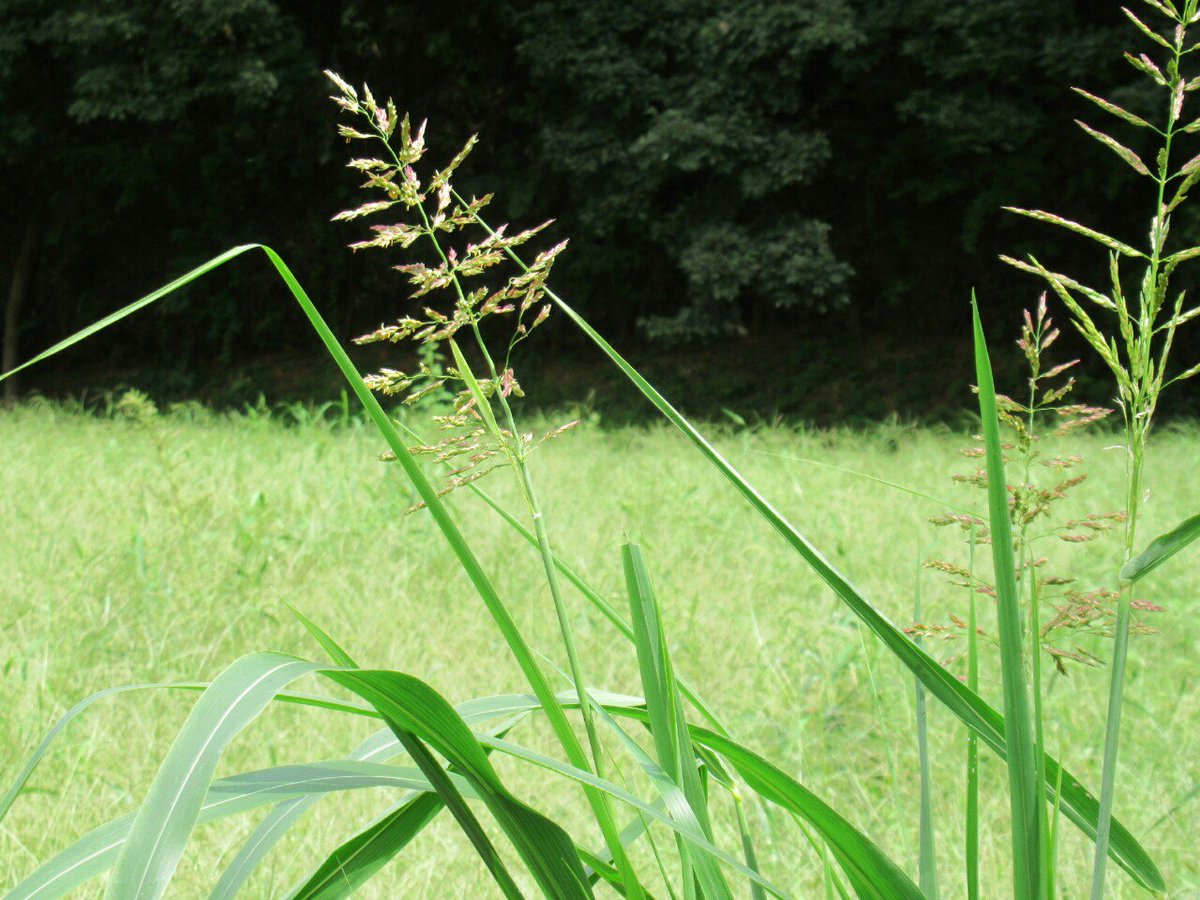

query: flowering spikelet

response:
[325,71,577,502]
[920,300,1159,673]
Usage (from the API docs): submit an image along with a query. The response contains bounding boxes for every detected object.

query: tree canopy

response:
[2,0,1191,417]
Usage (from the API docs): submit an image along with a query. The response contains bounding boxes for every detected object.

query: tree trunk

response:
[3,208,43,406]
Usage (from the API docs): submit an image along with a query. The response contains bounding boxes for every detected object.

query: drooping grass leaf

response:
[325,669,593,899]
[0,242,639,893]
[287,612,524,900]
[105,653,321,900]
[1119,511,1200,582]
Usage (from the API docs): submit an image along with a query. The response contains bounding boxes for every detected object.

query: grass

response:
[2,404,1198,896]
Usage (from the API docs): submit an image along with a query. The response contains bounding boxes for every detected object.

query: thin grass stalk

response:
[856,623,910,864]
[965,524,980,900]
[914,562,939,900]
[1089,13,1186,886]
[1020,351,1050,900]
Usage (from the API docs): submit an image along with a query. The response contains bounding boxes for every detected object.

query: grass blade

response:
[972,297,1042,899]
[287,794,444,899]
[965,525,981,900]
[0,243,640,894]
[289,613,525,900]
[623,542,732,900]
[1120,511,1200,582]
[324,668,594,899]
[498,239,1163,892]
[7,760,451,899]
[105,653,321,899]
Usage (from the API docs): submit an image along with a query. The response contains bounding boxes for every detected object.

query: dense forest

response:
[3,0,1196,420]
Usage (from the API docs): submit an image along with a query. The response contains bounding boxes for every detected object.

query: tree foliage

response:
[2,0,1184,404]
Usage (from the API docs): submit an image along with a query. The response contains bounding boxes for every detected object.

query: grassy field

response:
[1,402,1198,897]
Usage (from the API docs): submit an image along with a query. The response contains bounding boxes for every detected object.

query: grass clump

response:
[1,6,1199,897]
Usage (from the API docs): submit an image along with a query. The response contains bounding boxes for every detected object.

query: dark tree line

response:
[2,0,1192,413]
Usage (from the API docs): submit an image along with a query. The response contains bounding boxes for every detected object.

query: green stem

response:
[1090,448,1144,900]
[966,527,980,900]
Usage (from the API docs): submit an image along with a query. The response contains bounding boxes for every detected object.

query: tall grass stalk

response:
[1002,2,1200,894]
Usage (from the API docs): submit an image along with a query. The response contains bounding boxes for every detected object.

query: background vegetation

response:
[4,0,1196,420]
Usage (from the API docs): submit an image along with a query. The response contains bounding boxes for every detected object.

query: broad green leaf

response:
[1120,512,1200,582]
[325,669,594,899]
[280,612,524,899]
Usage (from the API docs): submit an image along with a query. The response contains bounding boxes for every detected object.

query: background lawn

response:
[1,404,1197,897]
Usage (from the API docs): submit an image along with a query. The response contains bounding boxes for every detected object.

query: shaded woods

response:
[2,1,1193,418]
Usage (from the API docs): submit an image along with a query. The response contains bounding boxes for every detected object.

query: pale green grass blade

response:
[0,243,640,894]
[972,297,1041,900]
[105,652,321,899]
[481,735,790,899]
[582,704,729,896]
[208,722,431,900]
[623,542,732,900]
[7,760,454,899]
[0,681,200,825]
[589,698,736,899]
[753,450,980,519]
[1120,511,1200,582]
[1,680,384,837]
